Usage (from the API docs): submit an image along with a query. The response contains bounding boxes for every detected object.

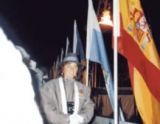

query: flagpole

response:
[86,59,89,86]
[86,0,91,87]
[113,34,118,124]
[113,0,120,123]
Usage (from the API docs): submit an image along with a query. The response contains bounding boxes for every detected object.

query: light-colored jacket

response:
[40,77,94,124]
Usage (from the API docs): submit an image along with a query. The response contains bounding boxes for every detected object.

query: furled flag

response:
[73,20,85,61]
[86,0,114,111]
[56,56,60,70]
[60,48,64,63]
[65,37,70,56]
[119,0,160,123]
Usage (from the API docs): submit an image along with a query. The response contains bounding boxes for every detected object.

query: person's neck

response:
[63,76,75,80]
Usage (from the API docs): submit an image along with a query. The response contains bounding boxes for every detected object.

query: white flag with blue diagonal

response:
[86,0,114,111]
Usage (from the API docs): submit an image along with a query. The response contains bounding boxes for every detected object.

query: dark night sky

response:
[0,0,159,69]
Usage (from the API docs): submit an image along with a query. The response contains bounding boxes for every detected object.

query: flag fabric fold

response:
[119,0,160,123]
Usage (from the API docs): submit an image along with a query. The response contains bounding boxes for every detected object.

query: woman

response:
[40,53,94,124]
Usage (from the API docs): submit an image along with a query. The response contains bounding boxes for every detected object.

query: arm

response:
[40,83,70,124]
[78,87,95,124]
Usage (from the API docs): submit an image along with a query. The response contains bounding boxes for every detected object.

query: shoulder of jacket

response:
[76,80,90,90]
[42,78,59,88]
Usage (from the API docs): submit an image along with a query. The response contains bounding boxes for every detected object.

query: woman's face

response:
[63,62,78,79]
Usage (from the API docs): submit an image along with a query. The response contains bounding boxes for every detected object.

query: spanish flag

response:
[119,0,160,123]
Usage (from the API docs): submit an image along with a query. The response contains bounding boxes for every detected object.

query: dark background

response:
[0,0,159,69]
